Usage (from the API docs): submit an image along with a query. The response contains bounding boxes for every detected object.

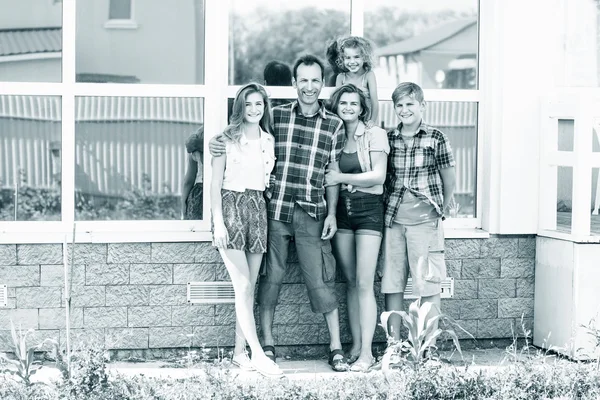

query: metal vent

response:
[0,285,7,307]
[187,282,235,304]
[404,277,454,300]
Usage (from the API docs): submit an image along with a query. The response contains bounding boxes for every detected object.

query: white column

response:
[571,95,593,236]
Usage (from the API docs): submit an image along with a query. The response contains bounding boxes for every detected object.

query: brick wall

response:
[0,236,535,354]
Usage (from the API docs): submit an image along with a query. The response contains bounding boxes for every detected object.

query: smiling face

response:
[394,94,425,129]
[342,47,364,74]
[293,63,323,109]
[337,92,362,124]
[243,92,265,125]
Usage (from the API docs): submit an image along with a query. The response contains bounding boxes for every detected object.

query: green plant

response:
[379,299,472,371]
[581,314,600,369]
[68,344,109,396]
[0,321,44,386]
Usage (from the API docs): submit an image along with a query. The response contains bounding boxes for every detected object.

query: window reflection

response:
[0,96,62,221]
[365,0,478,89]
[76,0,205,84]
[229,0,350,85]
[380,100,477,218]
[74,97,204,221]
[0,0,62,83]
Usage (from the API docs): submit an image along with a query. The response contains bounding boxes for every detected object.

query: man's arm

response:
[321,161,340,240]
[439,166,456,215]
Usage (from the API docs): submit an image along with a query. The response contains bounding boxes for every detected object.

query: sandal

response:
[347,352,360,364]
[349,358,375,372]
[328,349,349,372]
[262,345,276,363]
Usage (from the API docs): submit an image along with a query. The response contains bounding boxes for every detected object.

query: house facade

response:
[0,0,599,358]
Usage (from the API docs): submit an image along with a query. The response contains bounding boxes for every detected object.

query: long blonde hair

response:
[222,83,273,143]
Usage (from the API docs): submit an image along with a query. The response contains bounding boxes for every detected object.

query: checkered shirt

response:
[384,122,455,227]
[267,101,345,223]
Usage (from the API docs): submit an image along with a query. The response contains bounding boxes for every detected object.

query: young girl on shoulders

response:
[334,36,379,127]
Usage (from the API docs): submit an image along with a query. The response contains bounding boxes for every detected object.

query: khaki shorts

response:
[381,219,446,297]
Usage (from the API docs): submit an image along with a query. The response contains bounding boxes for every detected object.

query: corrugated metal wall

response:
[0,95,203,197]
[0,96,475,198]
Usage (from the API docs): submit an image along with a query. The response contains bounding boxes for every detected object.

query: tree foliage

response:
[231,6,477,85]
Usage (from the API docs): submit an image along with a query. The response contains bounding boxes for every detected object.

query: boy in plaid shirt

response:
[381,82,456,347]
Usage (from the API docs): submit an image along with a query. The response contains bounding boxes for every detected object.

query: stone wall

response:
[0,236,535,355]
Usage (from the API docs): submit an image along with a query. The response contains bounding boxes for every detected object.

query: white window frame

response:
[0,0,488,244]
[104,0,138,29]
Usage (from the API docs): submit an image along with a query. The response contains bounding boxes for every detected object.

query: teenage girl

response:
[334,36,379,127]
[211,83,282,378]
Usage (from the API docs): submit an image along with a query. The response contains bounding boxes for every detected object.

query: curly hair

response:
[185,126,204,154]
[337,36,375,72]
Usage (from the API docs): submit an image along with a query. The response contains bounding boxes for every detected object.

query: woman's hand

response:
[325,168,343,186]
[213,223,229,249]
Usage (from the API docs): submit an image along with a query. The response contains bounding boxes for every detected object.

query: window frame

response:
[0,0,486,243]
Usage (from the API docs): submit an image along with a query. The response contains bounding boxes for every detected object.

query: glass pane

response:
[365,0,479,89]
[557,166,573,234]
[0,0,62,83]
[229,0,351,85]
[76,0,205,84]
[0,96,62,221]
[562,0,600,87]
[75,97,204,221]
[558,119,574,152]
[593,118,600,152]
[592,167,600,235]
[380,100,477,218]
[109,0,132,20]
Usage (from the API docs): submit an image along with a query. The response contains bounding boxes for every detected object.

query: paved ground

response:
[27,346,555,384]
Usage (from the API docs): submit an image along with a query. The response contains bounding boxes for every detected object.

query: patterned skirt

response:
[185,183,203,220]
[213,189,267,253]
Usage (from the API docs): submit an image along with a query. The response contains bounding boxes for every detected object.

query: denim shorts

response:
[336,192,384,235]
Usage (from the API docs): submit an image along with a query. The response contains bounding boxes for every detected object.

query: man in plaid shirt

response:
[209,55,349,371]
[381,82,456,352]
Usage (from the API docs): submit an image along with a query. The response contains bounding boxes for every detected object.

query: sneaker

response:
[232,352,255,371]
[251,356,284,378]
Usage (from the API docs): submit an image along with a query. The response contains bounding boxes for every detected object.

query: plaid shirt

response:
[384,122,455,227]
[267,101,345,223]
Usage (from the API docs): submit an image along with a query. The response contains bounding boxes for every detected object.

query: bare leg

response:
[353,232,381,365]
[324,308,343,353]
[385,293,404,341]
[332,231,360,359]
[218,249,268,361]
[233,252,263,356]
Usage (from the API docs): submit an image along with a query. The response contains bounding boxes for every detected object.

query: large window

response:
[229,0,351,85]
[0,96,62,221]
[0,0,483,242]
[74,97,203,221]
[0,0,62,83]
[76,0,205,84]
[365,0,478,90]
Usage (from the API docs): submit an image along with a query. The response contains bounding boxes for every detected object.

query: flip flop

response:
[349,358,375,372]
[328,349,349,372]
[262,345,276,363]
